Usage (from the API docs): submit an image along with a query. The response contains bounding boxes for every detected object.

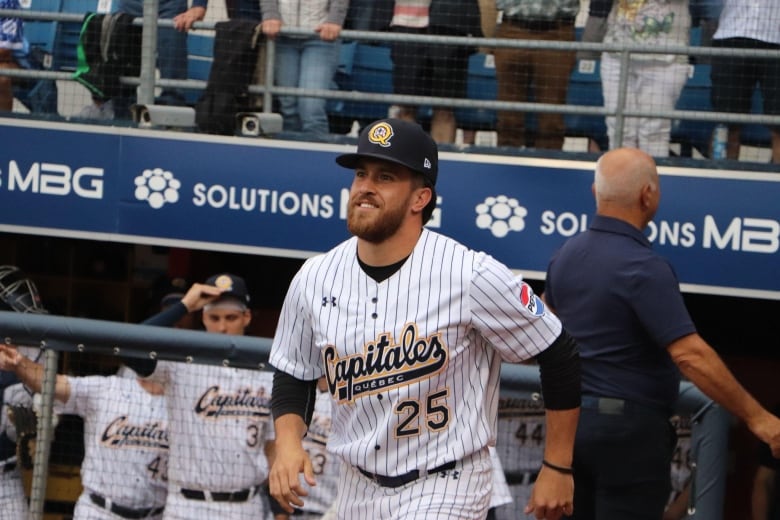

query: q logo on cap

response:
[213,275,235,291]
[367,122,394,147]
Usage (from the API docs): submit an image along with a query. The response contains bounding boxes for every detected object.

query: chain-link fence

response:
[1,0,779,161]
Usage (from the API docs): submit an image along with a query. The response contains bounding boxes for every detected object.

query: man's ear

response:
[413,186,433,213]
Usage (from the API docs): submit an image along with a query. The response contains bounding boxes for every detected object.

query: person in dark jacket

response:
[389,0,483,143]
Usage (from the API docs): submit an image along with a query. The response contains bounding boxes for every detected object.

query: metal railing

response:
[0,310,731,520]
[2,5,779,148]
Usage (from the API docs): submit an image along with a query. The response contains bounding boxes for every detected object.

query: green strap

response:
[72,12,106,99]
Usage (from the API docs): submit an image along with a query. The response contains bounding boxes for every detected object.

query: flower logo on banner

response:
[134,168,180,209]
[475,195,528,238]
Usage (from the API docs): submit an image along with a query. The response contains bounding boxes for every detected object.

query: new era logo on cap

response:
[335,119,438,185]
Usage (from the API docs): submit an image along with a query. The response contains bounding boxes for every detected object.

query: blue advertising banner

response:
[1,118,778,299]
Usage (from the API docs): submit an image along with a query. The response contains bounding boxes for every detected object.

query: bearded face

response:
[346,160,423,244]
[347,189,412,243]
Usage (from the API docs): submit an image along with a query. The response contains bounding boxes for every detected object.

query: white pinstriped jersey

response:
[59,376,168,509]
[270,229,562,476]
[494,396,546,519]
[489,447,513,509]
[668,414,693,507]
[148,363,275,491]
[297,389,340,515]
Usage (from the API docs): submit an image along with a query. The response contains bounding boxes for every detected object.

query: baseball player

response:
[1,370,32,519]
[0,347,169,520]
[0,265,49,518]
[129,273,277,520]
[664,413,693,520]
[268,119,581,520]
[494,395,547,520]
[273,377,340,520]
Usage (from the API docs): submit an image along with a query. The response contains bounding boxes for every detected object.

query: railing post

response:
[28,347,59,520]
[138,0,159,105]
[263,38,275,114]
[613,49,631,148]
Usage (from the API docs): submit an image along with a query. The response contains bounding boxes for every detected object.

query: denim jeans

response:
[274,36,340,136]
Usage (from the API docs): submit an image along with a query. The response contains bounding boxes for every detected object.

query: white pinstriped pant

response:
[333,448,493,520]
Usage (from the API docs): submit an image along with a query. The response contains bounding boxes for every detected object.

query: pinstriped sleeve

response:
[269,262,322,381]
[470,252,562,362]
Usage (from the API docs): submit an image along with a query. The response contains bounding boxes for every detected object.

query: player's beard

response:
[347,196,409,244]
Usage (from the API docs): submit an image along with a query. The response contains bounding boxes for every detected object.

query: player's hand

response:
[0,343,22,371]
[524,467,574,520]
[268,439,316,513]
[180,283,225,312]
[173,6,205,32]
[262,19,282,39]
[315,22,341,41]
[754,411,780,458]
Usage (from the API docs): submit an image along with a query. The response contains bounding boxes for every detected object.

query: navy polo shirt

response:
[545,214,696,411]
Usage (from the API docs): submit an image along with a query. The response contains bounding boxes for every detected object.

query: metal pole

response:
[28,347,59,520]
[613,49,631,148]
[137,0,159,105]
[263,39,275,114]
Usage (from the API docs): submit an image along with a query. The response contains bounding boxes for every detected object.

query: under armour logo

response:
[322,296,337,307]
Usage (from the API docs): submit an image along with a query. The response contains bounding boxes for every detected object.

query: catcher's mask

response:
[0,265,47,314]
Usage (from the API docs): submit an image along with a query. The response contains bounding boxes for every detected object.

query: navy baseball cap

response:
[205,273,250,306]
[336,119,439,186]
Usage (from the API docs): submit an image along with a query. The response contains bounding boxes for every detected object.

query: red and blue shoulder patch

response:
[519,282,546,317]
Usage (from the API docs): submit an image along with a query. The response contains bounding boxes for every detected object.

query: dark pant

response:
[565,399,676,520]
[493,20,576,149]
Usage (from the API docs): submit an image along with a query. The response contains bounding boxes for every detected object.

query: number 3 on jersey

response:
[394,389,450,437]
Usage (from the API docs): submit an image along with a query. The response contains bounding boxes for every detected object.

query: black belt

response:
[581,396,671,417]
[2,460,16,473]
[503,17,574,31]
[180,485,259,502]
[89,493,164,519]
[357,460,457,488]
[504,470,539,485]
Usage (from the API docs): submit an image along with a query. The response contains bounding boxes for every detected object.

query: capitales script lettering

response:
[324,324,447,401]
[195,386,271,418]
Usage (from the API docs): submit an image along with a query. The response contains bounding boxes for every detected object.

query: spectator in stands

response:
[491,0,579,150]
[127,273,277,519]
[261,0,348,136]
[599,0,691,157]
[710,0,780,163]
[388,0,483,144]
[752,403,780,520]
[344,0,393,31]
[544,147,780,519]
[78,0,206,120]
[174,0,263,27]
[0,0,24,111]
[0,350,170,520]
